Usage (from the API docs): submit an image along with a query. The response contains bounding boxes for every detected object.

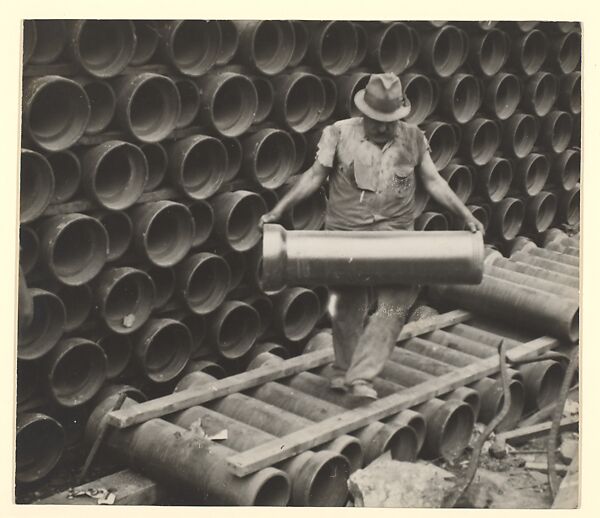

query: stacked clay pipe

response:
[18,20,579,501]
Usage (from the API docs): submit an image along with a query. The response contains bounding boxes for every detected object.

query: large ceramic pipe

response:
[85,395,290,505]
[28,20,66,64]
[308,21,358,76]
[510,239,579,268]
[525,191,558,234]
[66,20,136,77]
[221,249,247,292]
[22,76,90,152]
[36,213,108,285]
[419,24,468,77]
[113,73,180,143]
[16,413,65,483]
[319,76,338,122]
[46,337,107,407]
[173,78,201,128]
[89,332,133,380]
[414,212,449,231]
[183,200,214,249]
[469,28,509,76]
[241,129,296,189]
[95,267,155,334]
[430,274,579,342]
[242,295,274,338]
[18,288,65,360]
[92,210,133,262]
[167,135,227,199]
[46,150,81,204]
[334,73,370,119]
[483,72,521,120]
[477,156,512,202]
[367,22,415,74]
[20,149,55,223]
[210,190,267,252]
[250,75,274,125]
[19,225,39,274]
[140,142,168,191]
[145,265,176,309]
[541,110,573,154]
[513,153,549,197]
[460,117,501,166]
[134,318,191,383]
[278,176,327,230]
[440,162,473,203]
[558,186,580,226]
[81,141,147,210]
[176,252,230,315]
[221,137,243,182]
[130,201,194,267]
[261,224,484,291]
[23,20,37,65]
[235,20,295,75]
[215,20,239,65]
[511,29,547,76]
[401,73,435,125]
[551,149,580,192]
[559,72,581,115]
[551,31,581,74]
[289,132,307,174]
[511,250,579,278]
[75,77,117,135]
[272,72,325,133]
[197,73,258,137]
[501,112,539,158]
[542,228,579,250]
[523,72,558,117]
[490,197,524,240]
[157,20,221,76]
[56,283,93,333]
[271,287,321,343]
[422,121,459,170]
[130,20,159,66]
[207,301,260,359]
[441,74,482,124]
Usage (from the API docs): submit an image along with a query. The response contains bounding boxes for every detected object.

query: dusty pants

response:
[330,285,420,385]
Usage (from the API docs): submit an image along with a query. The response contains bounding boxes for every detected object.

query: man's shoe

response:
[350,381,378,400]
[330,376,348,392]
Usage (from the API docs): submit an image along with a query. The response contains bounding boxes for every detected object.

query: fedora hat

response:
[354,73,411,122]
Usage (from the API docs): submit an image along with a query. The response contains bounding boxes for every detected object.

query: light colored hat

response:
[354,73,412,122]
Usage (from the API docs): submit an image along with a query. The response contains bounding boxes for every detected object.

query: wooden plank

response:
[36,469,165,505]
[226,335,559,477]
[495,417,579,446]
[107,310,472,428]
[525,461,569,476]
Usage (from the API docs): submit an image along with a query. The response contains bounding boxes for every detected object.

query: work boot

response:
[350,380,378,400]
[329,376,348,392]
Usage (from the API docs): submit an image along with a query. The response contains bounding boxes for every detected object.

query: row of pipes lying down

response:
[17,20,579,504]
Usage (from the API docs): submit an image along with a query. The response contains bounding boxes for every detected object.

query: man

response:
[260,73,484,400]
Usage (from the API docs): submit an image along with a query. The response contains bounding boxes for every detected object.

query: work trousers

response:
[330,284,420,385]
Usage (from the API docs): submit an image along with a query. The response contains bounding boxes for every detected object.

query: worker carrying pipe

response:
[260,73,484,400]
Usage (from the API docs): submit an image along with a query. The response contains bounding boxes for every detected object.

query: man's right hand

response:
[259,208,284,229]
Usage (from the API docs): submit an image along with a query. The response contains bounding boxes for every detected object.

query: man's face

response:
[363,116,397,144]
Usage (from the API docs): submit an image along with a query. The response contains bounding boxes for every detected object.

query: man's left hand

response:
[465,216,485,235]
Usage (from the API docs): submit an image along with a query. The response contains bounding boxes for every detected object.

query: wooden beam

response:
[495,416,579,446]
[107,310,471,428]
[226,335,559,477]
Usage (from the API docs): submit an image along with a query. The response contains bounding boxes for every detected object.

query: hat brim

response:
[354,89,412,122]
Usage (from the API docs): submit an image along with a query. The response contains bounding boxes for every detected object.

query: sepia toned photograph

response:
[15,18,580,508]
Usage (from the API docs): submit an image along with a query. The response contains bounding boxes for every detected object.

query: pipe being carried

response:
[261,224,484,291]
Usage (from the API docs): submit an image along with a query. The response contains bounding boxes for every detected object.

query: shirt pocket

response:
[352,157,377,192]
[392,165,415,195]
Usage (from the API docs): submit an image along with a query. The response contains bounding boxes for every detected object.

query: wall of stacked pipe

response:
[17,20,580,504]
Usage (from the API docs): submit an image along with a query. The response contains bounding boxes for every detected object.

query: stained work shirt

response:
[316,117,430,231]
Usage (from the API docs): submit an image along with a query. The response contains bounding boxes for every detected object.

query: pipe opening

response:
[16,415,64,483]
[351,23,367,68]
[379,23,413,74]
[171,21,219,75]
[533,193,557,232]
[469,206,489,231]
[226,196,264,251]
[94,143,146,210]
[524,155,549,195]
[551,113,573,153]
[480,30,508,76]
[223,250,246,291]
[174,79,200,128]
[319,22,357,75]
[533,74,558,117]
[131,21,159,65]
[319,77,337,122]
[253,131,295,189]
[439,404,474,461]
[181,138,226,199]
[570,309,580,342]
[252,21,294,75]
[494,75,520,119]
[19,291,64,359]
[567,74,581,114]
[417,212,448,231]
[252,77,274,125]
[520,30,547,75]
[387,426,419,462]
[51,341,106,406]
[59,284,92,332]
[212,76,257,137]
[495,380,526,432]
[188,201,214,247]
[221,138,242,181]
[100,211,132,261]
[186,257,229,313]
[252,471,291,506]
[76,20,135,77]
[97,334,132,379]
[446,165,472,202]
[290,133,307,174]
[558,32,581,73]
[52,218,106,285]
[486,159,512,202]
[500,199,524,240]
[283,291,320,341]
[145,205,193,266]
[82,80,116,134]
[562,188,580,225]
[428,124,456,169]
[216,20,239,65]
[217,304,259,358]
[144,322,190,382]
[453,76,480,123]
[20,150,54,223]
[19,226,39,274]
[404,75,434,125]
[290,21,309,67]
[30,20,66,64]
[147,266,175,309]
[47,151,81,204]
[512,116,537,157]
[285,75,325,133]
[140,142,168,191]
[104,272,154,333]
[537,362,566,408]
[471,121,498,165]
[306,454,350,506]
[433,27,464,77]
[27,78,89,152]
[562,151,580,190]
[129,76,179,142]
[181,315,207,358]
[290,190,326,230]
